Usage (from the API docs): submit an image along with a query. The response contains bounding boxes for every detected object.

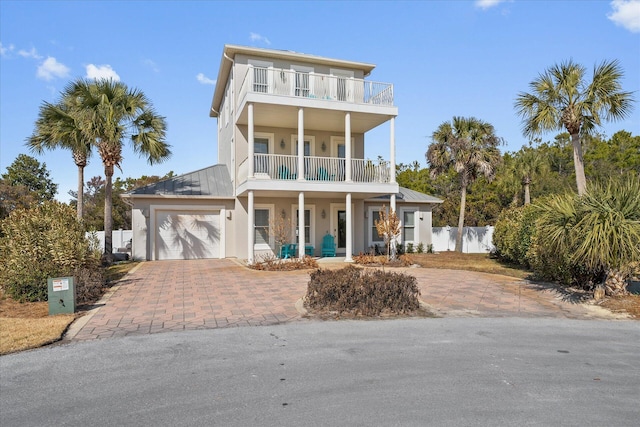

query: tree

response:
[512,145,549,205]
[426,117,502,252]
[375,206,401,260]
[515,60,635,195]
[1,154,58,203]
[27,95,92,219]
[66,78,171,260]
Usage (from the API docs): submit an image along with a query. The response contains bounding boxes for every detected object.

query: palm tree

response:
[515,59,634,196]
[426,117,502,252]
[27,97,92,219]
[69,78,171,260]
[513,145,549,205]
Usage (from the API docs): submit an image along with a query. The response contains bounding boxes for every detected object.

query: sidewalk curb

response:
[64,262,144,340]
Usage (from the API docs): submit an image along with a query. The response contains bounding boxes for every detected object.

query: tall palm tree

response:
[69,78,171,260]
[515,59,634,196]
[426,117,502,252]
[27,97,92,219]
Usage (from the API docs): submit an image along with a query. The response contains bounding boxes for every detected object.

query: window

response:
[295,71,310,97]
[253,67,268,93]
[254,137,269,174]
[403,211,415,242]
[255,209,270,246]
[371,210,383,242]
[295,209,311,243]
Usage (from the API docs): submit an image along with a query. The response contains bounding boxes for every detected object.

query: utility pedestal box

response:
[48,277,76,315]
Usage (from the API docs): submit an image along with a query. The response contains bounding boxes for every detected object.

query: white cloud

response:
[18,47,41,59]
[249,32,271,45]
[36,56,70,81]
[0,42,15,57]
[475,0,506,9]
[196,73,216,85]
[608,0,640,32]
[85,64,120,81]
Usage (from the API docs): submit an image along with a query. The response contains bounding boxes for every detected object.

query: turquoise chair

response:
[321,233,336,257]
[280,244,294,259]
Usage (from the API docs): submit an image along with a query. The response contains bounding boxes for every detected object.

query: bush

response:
[0,201,101,302]
[406,242,415,254]
[493,204,539,267]
[416,242,424,253]
[305,265,420,316]
[250,253,318,271]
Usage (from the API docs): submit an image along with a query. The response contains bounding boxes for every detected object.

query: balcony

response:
[238,67,394,108]
[238,154,392,185]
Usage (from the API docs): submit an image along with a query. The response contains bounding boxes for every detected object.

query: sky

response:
[1,0,639,202]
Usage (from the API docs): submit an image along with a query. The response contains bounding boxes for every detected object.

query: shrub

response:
[305,265,420,316]
[406,242,415,254]
[493,204,540,267]
[416,242,424,253]
[0,201,101,302]
[250,253,318,271]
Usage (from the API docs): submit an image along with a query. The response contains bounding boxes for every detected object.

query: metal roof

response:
[367,187,443,204]
[126,165,233,198]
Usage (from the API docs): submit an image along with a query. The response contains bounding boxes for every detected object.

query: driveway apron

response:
[69,261,625,341]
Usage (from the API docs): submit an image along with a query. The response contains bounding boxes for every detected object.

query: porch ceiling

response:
[236,100,396,134]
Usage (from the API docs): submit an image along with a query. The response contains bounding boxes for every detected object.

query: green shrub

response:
[305,266,420,316]
[0,201,101,302]
[406,242,415,254]
[416,242,424,253]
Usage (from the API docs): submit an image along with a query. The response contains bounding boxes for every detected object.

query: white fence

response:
[87,229,133,252]
[431,226,495,253]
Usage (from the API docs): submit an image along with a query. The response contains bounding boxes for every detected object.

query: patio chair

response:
[280,243,295,259]
[321,233,336,257]
[278,165,296,180]
[317,167,333,181]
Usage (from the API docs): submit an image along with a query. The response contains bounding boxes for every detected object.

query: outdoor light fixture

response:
[321,209,326,219]
[280,139,285,149]
[321,141,326,152]
[281,209,286,218]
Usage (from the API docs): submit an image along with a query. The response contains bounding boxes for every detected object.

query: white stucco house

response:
[123,45,442,262]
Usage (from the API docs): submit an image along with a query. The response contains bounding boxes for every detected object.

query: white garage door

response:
[155,211,221,260]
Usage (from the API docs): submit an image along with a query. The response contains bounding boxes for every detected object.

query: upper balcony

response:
[236,67,397,133]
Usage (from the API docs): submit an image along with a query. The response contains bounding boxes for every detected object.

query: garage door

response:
[155,211,220,260]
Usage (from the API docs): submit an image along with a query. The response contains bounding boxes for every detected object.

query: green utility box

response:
[48,277,76,315]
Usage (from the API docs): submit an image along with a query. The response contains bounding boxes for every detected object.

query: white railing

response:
[239,67,394,106]
[247,154,392,183]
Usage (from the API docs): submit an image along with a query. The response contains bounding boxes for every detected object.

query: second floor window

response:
[254,67,268,93]
[254,137,269,174]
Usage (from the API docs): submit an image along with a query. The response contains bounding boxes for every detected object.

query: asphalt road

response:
[1,318,639,426]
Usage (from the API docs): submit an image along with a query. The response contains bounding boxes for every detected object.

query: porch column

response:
[345,112,352,182]
[390,116,396,183]
[345,193,353,262]
[390,193,396,213]
[298,192,305,258]
[248,190,255,264]
[297,107,304,181]
[248,103,254,178]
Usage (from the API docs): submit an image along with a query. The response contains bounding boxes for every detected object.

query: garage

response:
[155,210,221,260]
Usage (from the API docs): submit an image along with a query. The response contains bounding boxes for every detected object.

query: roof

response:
[367,187,443,204]
[211,44,377,116]
[124,165,233,198]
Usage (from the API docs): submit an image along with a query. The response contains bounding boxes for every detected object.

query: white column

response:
[390,116,396,183]
[247,191,254,264]
[248,103,254,178]
[345,112,351,182]
[298,192,305,257]
[345,193,353,262]
[297,107,304,181]
[390,194,396,214]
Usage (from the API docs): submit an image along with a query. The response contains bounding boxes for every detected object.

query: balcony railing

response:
[238,67,394,107]
[245,154,391,184]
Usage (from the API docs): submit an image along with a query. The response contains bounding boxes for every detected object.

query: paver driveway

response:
[69,259,624,341]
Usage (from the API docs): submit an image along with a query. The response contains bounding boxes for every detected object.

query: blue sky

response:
[1,0,639,202]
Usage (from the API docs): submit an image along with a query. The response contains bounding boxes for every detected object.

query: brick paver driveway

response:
[68,259,625,341]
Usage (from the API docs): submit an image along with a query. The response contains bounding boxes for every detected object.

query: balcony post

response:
[345,193,353,262]
[298,192,305,258]
[297,107,304,181]
[248,103,254,178]
[345,112,351,182]
[248,190,254,264]
[390,116,396,184]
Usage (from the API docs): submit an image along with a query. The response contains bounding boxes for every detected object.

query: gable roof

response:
[367,187,443,204]
[123,165,233,198]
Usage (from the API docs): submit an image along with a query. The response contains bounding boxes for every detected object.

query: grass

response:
[407,252,530,279]
[0,261,139,356]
